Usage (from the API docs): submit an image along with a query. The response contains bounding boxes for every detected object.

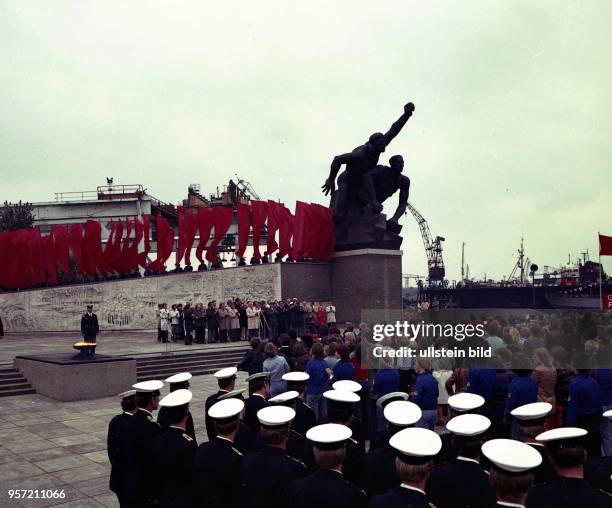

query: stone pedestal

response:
[14,354,136,401]
[330,249,402,324]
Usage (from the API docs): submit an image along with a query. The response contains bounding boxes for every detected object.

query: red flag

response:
[235,203,251,258]
[251,200,268,260]
[9,230,29,288]
[139,215,151,268]
[291,201,308,260]
[129,216,144,271]
[150,215,174,271]
[82,220,102,278]
[0,231,12,286]
[279,205,294,258]
[25,228,46,287]
[98,221,115,274]
[42,233,58,285]
[266,200,281,256]
[206,207,233,263]
[52,225,70,277]
[110,220,124,272]
[69,224,84,275]
[600,234,612,256]
[317,204,336,261]
[195,207,214,265]
[177,208,198,267]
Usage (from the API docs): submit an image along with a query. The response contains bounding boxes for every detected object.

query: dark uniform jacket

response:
[585,455,612,495]
[426,457,496,508]
[80,312,99,340]
[303,438,364,486]
[433,432,456,465]
[193,436,244,508]
[235,421,257,454]
[369,485,430,508]
[107,412,132,497]
[291,469,366,508]
[205,390,229,440]
[360,443,399,497]
[294,398,316,437]
[527,443,555,486]
[123,409,162,505]
[244,394,269,433]
[527,475,611,508]
[153,426,197,508]
[157,407,197,444]
[242,446,307,508]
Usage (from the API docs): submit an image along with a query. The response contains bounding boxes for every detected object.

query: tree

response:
[0,200,34,232]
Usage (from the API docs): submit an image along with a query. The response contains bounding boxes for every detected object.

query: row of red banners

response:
[0,201,334,289]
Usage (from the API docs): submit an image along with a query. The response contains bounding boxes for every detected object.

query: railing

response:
[53,190,100,202]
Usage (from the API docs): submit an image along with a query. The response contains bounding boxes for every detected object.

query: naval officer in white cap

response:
[194,398,245,508]
[426,413,495,508]
[360,399,420,497]
[158,372,196,443]
[153,389,197,507]
[123,380,164,506]
[241,405,306,508]
[283,371,316,436]
[205,366,238,440]
[291,423,367,508]
[107,389,137,507]
[481,438,542,508]
[527,427,609,507]
[585,409,612,495]
[369,427,442,508]
[243,371,270,433]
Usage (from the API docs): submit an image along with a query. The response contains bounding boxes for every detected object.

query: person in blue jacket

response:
[409,358,439,430]
[505,355,537,440]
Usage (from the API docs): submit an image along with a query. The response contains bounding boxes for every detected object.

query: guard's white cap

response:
[245,372,270,383]
[323,390,360,403]
[446,414,491,437]
[283,372,310,382]
[306,423,352,449]
[536,427,588,443]
[481,439,542,473]
[389,427,442,464]
[383,400,422,427]
[268,391,299,404]
[208,398,244,420]
[165,372,192,384]
[376,391,409,409]
[159,389,192,407]
[218,389,246,401]
[448,393,485,412]
[332,380,362,393]
[214,367,238,379]
[133,380,164,393]
[118,390,136,399]
[603,409,612,419]
[257,405,296,427]
[511,402,552,423]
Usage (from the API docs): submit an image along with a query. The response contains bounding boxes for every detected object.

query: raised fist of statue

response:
[321,178,336,196]
[404,102,415,115]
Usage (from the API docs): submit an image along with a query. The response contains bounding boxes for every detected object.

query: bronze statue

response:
[323,103,414,250]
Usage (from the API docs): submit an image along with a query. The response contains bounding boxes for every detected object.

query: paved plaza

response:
[0,331,248,507]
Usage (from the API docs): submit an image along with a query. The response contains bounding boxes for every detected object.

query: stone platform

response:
[14,354,136,402]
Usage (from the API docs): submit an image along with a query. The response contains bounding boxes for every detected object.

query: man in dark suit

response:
[157,372,196,443]
[205,367,237,440]
[80,304,99,341]
[242,405,306,508]
[107,390,137,507]
[291,423,366,508]
[243,372,270,433]
[153,389,197,508]
[194,398,245,508]
[123,380,163,507]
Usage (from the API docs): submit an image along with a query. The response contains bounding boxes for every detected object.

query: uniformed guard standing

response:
[242,405,307,508]
[205,367,238,440]
[107,390,137,507]
[243,372,270,432]
[505,362,538,440]
[290,423,367,508]
[510,402,555,485]
[218,388,256,454]
[369,391,410,449]
[153,389,197,508]
[481,438,543,508]
[158,372,197,443]
[585,409,612,494]
[194,398,245,508]
[331,380,367,450]
[268,390,308,462]
[369,427,442,508]
[283,371,316,436]
[80,305,99,355]
[123,380,164,507]
[527,427,610,507]
[426,413,496,508]
[360,399,421,498]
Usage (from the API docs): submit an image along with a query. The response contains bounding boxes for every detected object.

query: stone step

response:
[0,387,37,398]
[137,365,237,382]
[136,355,245,374]
[0,376,30,386]
[135,348,248,367]
[0,367,36,398]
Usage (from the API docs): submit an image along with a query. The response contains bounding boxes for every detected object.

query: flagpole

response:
[599,232,603,311]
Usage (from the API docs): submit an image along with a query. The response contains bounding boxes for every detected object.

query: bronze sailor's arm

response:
[383,102,415,146]
[322,149,364,196]
[390,176,410,223]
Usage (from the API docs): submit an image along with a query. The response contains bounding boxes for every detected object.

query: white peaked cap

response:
[132,380,164,392]
[332,380,362,393]
[448,393,485,412]
[323,390,360,403]
[481,439,542,473]
[283,372,310,382]
[446,413,491,436]
[165,372,192,384]
[268,391,299,404]
[208,398,244,419]
[536,427,588,443]
[257,405,296,426]
[214,367,238,379]
[390,427,442,460]
[159,389,192,407]
[306,423,352,446]
[511,402,552,421]
[383,400,422,427]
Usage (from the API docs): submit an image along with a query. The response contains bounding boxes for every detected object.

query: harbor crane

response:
[406,202,445,285]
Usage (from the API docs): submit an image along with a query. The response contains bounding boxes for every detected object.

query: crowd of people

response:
[154,300,337,344]
[106,308,612,507]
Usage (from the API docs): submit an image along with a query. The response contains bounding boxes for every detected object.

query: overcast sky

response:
[1,1,610,281]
